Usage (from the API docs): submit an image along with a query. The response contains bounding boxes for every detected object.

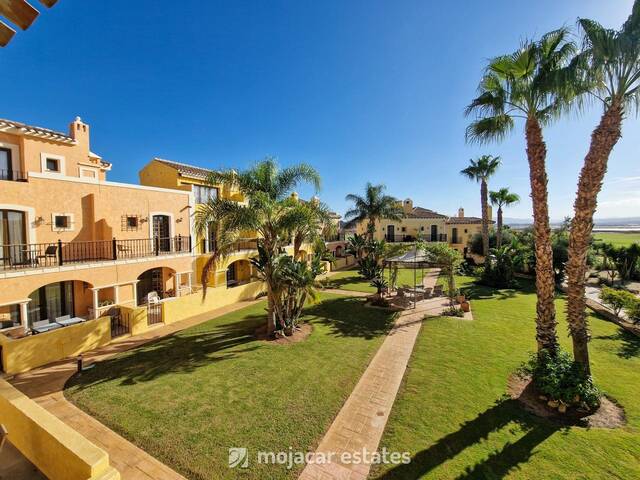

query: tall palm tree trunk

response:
[525,116,559,355]
[496,206,503,248]
[481,180,489,257]
[566,101,623,375]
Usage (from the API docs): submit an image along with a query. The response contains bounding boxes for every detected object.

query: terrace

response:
[0,236,193,272]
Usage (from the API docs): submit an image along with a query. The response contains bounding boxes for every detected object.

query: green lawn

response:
[321,268,427,293]
[65,294,396,480]
[372,276,640,479]
[593,232,640,247]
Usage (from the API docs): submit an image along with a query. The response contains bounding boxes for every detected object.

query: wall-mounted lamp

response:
[34,216,45,227]
[176,218,183,223]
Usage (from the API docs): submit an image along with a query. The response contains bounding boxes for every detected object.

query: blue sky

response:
[2,0,638,220]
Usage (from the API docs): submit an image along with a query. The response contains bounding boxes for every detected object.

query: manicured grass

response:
[322,268,427,293]
[65,294,396,480]
[372,276,640,479]
[593,232,640,247]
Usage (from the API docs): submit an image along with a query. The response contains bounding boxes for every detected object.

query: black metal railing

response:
[108,307,130,338]
[0,169,27,182]
[384,234,448,243]
[0,235,192,271]
[200,238,258,255]
[147,303,163,325]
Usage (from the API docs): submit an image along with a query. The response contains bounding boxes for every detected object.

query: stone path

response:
[298,269,445,480]
[8,298,261,480]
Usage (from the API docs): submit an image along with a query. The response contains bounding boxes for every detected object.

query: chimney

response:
[458,207,464,218]
[69,116,90,152]
[403,198,413,214]
[290,192,299,202]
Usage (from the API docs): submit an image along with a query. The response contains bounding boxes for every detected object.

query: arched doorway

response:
[226,260,252,287]
[137,267,176,304]
[26,280,93,331]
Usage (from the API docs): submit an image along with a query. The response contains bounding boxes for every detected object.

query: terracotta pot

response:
[456,294,466,304]
[461,301,470,312]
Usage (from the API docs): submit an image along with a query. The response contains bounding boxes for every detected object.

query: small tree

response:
[624,297,640,324]
[600,287,636,317]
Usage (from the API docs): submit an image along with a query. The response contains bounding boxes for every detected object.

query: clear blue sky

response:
[2,0,638,220]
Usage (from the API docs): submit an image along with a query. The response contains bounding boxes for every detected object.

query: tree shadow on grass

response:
[65,314,264,390]
[461,279,536,302]
[593,328,640,359]
[65,297,393,392]
[320,275,371,292]
[306,296,396,340]
[374,398,565,480]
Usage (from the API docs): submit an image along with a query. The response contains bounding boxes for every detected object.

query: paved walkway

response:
[8,298,261,480]
[299,269,445,480]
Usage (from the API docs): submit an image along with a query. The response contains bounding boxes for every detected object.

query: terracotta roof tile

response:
[406,207,448,219]
[0,118,74,144]
[154,158,214,179]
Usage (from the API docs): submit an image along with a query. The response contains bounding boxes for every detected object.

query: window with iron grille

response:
[121,215,141,231]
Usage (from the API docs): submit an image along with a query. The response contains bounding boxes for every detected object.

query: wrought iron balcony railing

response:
[384,234,448,243]
[0,235,192,271]
[199,238,259,255]
[0,169,28,182]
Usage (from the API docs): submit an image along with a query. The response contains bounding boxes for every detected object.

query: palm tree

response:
[460,155,501,257]
[289,198,335,258]
[465,28,578,356]
[195,157,321,334]
[489,187,520,247]
[343,183,402,241]
[565,1,640,375]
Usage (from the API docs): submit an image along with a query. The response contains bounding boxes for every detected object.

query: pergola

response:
[383,245,434,309]
[0,0,59,47]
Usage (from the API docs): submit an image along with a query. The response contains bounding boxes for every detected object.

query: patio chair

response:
[147,291,160,304]
[117,244,132,255]
[424,287,433,298]
[36,245,58,265]
[433,285,444,296]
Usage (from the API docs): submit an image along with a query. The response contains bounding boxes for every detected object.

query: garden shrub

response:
[519,349,601,410]
[600,287,637,317]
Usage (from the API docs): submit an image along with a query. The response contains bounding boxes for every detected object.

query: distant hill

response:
[504,216,640,230]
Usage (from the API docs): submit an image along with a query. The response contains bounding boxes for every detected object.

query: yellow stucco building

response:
[0,117,196,367]
[355,198,491,255]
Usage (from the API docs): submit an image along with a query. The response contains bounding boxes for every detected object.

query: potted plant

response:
[455,290,466,304]
[461,300,471,312]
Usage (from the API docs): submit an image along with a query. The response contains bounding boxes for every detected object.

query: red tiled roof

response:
[154,158,214,179]
[0,118,75,144]
[406,207,447,219]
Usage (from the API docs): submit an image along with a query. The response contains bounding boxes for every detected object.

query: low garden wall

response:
[0,316,111,375]
[331,255,355,271]
[119,305,149,336]
[162,280,265,324]
[0,379,120,480]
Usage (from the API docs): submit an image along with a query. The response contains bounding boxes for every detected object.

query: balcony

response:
[384,234,448,243]
[0,169,27,182]
[0,236,192,272]
[199,238,259,255]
